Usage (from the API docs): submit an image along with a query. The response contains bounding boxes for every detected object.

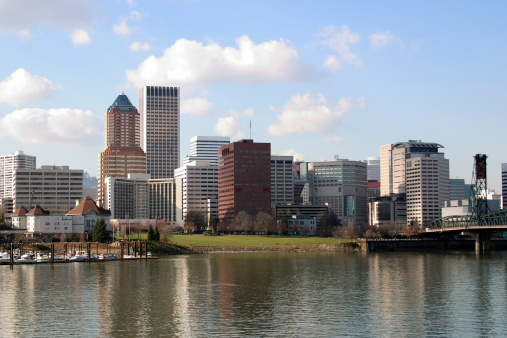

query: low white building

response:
[18,197,110,235]
[287,215,317,236]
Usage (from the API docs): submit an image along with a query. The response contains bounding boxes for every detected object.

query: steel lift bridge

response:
[426,154,507,251]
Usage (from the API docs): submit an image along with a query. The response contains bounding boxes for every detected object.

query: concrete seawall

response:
[359,239,507,252]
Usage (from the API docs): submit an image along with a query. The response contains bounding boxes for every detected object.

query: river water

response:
[0,251,506,337]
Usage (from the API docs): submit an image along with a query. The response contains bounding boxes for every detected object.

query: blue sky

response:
[0,0,506,191]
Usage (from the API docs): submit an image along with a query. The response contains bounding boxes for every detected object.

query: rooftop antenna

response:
[249,119,252,139]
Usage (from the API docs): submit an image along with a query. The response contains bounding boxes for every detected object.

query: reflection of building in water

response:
[366,253,427,333]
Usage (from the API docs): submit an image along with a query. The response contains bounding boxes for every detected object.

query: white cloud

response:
[130,10,143,20]
[322,55,342,72]
[322,136,344,143]
[369,31,402,49]
[126,35,312,88]
[113,18,132,37]
[130,41,150,51]
[242,108,255,118]
[0,108,102,145]
[317,25,361,68]
[0,1,96,33]
[267,93,361,136]
[214,110,247,139]
[0,69,59,107]
[181,96,213,115]
[70,29,91,45]
[277,149,305,162]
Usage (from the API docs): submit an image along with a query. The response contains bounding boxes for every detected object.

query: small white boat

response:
[17,253,37,264]
[0,252,13,263]
[36,253,51,263]
[98,253,117,260]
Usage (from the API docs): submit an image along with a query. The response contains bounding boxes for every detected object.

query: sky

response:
[0,0,506,191]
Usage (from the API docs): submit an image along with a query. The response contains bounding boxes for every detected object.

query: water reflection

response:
[1,252,507,337]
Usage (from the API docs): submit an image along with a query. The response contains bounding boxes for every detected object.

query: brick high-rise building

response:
[218,139,271,224]
[139,86,180,179]
[98,92,146,205]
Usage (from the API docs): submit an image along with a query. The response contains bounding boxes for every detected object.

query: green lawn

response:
[169,234,351,247]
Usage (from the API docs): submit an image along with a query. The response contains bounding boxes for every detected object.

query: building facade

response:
[307,159,368,225]
[104,174,183,226]
[366,156,380,181]
[405,154,450,227]
[98,92,147,205]
[174,160,219,224]
[271,156,294,207]
[139,86,180,179]
[183,136,230,166]
[12,166,83,213]
[0,150,36,213]
[502,163,507,209]
[218,139,271,223]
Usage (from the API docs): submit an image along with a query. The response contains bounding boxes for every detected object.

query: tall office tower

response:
[406,156,450,226]
[380,140,449,226]
[183,136,230,166]
[139,86,180,179]
[307,159,368,225]
[271,156,294,207]
[0,150,36,213]
[175,160,219,226]
[366,157,380,181]
[502,163,507,209]
[218,139,271,224]
[380,144,393,196]
[13,165,83,212]
[98,92,146,205]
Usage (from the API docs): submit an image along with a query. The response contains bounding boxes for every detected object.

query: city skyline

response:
[0,1,505,191]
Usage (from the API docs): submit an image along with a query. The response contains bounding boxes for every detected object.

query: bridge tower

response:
[470,154,490,221]
[469,154,491,251]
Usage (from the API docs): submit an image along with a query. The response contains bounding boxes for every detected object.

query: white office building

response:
[0,150,36,213]
[12,165,83,213]
[405,155,450,227]
[271,156,294,207]
[183,136,230,166]
[174,161,218,225]
[139,86,180,179]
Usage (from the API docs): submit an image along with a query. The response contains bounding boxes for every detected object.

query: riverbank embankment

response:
[358,238,507,252]
[188,243,360,253]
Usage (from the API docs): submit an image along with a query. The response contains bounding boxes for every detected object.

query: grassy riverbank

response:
[170,234,352,247]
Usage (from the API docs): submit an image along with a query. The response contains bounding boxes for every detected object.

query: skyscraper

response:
[271,155,294,207]
[139,86,180,179]
[98,92,146,205]
[0,150,36,213]
[380,140,450,226]
[218,139,271,223]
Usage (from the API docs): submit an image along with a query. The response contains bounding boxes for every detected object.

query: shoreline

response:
[187,243,361,254]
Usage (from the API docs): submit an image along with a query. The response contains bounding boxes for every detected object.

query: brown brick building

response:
[218,139,271,224]
[98,92,146,205]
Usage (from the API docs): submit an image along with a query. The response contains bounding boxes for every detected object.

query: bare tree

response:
[276,220,288,236]
[254,212,276,236]
[186,211,207,233]
[235,211,253,235]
